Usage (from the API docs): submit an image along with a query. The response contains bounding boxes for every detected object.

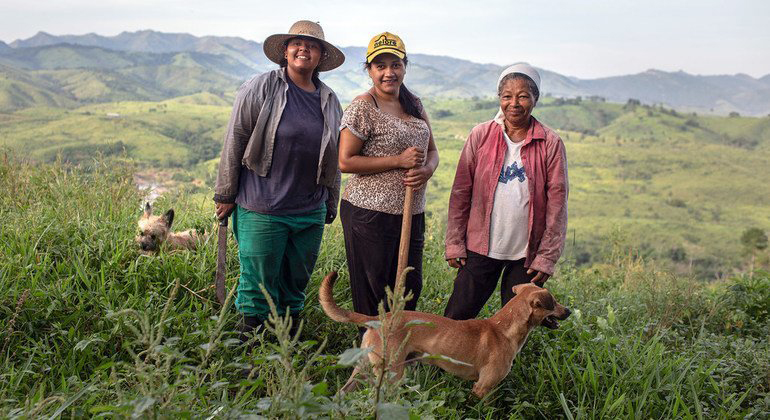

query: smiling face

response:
[499,78,536,128]
[284,36,323,74]
[367,53,406,96]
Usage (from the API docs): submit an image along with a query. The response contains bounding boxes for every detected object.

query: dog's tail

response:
[319,271,377,325]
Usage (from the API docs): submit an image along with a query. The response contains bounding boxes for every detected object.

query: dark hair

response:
[364,56,424,120]
[280,37,324,85]
[498,73,540,103]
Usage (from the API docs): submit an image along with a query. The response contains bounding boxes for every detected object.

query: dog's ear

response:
[143,202,152,217]
[511,283,528,297]
[163,209,175,228]
[531,291,556,311]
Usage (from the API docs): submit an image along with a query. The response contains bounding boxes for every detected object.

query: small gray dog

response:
[136,202,199,253]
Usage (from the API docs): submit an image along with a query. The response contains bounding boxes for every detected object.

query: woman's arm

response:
[214,77,263,206]
[529,135,569,277]
[213,76,267,219]
[338,127,424,174]
[445,128,478,262]
[325,96,344,224]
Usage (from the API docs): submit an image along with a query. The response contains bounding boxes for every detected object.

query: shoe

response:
[238,315,265,346]
[289,313,301,339]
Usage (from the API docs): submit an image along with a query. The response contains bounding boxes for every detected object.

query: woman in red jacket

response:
[443,63,569,320]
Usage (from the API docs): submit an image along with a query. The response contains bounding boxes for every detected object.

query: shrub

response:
[666,198,687,208]
[433,109,453,119]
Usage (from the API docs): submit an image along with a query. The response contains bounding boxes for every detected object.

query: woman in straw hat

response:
[443,63,569,320]
[213,20,345,341]
[338,32,439,333]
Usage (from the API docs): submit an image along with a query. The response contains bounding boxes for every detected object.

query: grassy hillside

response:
[1,96,769,277]
[0,96,230,167]
[0,45,250,111]
[424,98,770,276]
[0,159,767,418]
[0,64,76,112]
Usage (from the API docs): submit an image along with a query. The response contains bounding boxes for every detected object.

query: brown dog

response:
[135,202,199,253]
[319,271,571,398]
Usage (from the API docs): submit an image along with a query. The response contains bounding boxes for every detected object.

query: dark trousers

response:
[340,200,424,323]
[443,251,536,320]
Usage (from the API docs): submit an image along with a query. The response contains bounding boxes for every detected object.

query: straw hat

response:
[263,20,345,72]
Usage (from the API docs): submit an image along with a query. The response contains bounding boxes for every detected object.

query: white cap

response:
[498,62,541,92]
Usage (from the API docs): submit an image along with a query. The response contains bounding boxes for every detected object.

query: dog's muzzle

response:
[542,307,571,329]
[138,239,158,252]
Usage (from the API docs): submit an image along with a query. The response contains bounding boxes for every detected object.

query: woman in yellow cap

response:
[213,20,345,342]
[338,32,439,329]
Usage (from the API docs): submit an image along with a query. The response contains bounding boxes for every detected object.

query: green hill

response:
[0,45,251,111]
[0,64,75,111]
[425,98,770,276]
[1,96,768,276]
[4,33,770,114]
[0,100,230,166]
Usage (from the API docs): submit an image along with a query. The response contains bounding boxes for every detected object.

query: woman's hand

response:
[527,268,550,286]
[447,257,466,269]
[397,147,425,169]
[215,202,236,220]
[403,165,434,188]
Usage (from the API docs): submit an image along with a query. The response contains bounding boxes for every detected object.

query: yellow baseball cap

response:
[366,32,406,63]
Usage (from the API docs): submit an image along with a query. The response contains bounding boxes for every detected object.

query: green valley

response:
[2,95,768,277]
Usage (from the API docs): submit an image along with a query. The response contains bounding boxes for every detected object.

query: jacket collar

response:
[494,116,546,146]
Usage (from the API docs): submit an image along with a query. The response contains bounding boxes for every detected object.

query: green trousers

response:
[232,204,325,318]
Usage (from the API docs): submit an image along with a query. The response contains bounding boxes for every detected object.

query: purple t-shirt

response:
[236,74,328,214]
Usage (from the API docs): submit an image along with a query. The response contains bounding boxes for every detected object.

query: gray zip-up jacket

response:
[213,68,343,222]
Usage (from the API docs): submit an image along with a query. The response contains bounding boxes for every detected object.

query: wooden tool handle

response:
[215,217,228,305]
[395,186,414,291]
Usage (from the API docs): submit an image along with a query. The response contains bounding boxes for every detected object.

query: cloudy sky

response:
[2,0,768,79]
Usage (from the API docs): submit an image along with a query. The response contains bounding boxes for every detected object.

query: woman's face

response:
[367,53,406,95]
[284,37,323,74]
[499,78,535,127]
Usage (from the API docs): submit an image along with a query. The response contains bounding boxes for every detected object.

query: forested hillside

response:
[2,30,770,114]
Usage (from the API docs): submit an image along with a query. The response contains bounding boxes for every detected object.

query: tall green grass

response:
[0,158,768,418]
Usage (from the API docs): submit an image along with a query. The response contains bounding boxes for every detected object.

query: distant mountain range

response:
[2,30,769,116]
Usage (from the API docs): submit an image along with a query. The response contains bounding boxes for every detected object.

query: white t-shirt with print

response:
[487,132,529,260]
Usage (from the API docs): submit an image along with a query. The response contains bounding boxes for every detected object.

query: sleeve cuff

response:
[529,255,555,276]
[213,194,236,204]
[444,246,467,261]
[340,123,366,141]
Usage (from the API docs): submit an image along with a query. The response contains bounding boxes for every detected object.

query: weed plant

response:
[0,158,768,418]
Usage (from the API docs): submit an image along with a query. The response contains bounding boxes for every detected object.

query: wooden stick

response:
[181,282,214,304]
[395,185,414,291]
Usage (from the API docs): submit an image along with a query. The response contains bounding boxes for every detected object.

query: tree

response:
[623,98,641,111]
[668,246,687,263]
[741,227,768,276]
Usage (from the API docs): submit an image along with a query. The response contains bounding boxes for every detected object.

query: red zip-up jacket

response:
[445,117,568,275]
